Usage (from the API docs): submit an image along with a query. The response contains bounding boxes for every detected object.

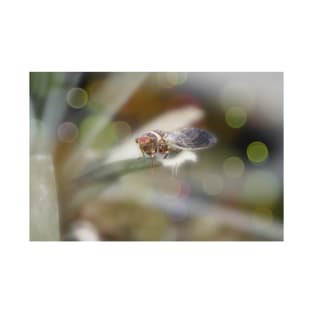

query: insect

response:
[135,128,217,161]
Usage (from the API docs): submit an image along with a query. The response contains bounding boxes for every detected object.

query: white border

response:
[1,1,313,312]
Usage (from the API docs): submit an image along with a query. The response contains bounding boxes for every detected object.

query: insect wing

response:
[165,128,217,150]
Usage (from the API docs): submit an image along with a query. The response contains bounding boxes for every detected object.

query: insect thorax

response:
[147,130,165,143]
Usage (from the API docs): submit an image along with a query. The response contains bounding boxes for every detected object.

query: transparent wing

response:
[165,128,217,150]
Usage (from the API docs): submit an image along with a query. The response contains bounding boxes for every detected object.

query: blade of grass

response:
[30,154,60,241]
[65,157,160,211]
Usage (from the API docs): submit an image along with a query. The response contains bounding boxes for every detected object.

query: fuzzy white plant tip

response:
[161,150,198,175]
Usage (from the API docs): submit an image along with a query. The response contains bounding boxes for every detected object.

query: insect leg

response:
[151,143,157,167]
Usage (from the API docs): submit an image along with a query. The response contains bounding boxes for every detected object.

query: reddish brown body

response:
[135,129,170,160]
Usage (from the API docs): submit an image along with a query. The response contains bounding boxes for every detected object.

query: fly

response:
[135,128,217,161]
